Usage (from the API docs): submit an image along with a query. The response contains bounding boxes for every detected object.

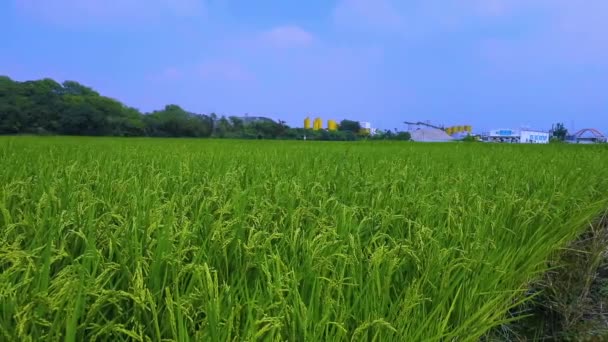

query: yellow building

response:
[304,117,311,129]
[327,120,338,131]
[313,117,322,130]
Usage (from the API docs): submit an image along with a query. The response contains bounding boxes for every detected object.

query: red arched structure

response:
[572,128,606,142]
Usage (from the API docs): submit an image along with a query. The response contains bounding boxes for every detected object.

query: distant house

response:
[566,128,607,144]
[483,129,550,144]
[410,128,454,142]
[359,121,378,135]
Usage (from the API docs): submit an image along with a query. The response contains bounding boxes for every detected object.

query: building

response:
[313,117,323,130]
[520,130,550,144]
[484,129,550,144]
[359,121,377,135]
[327,120,338,131]
[445,125,472,137]
[566,128,607,144]
[410,128,454,142]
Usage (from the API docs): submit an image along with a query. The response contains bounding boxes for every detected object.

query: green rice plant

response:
[0,136,607,341]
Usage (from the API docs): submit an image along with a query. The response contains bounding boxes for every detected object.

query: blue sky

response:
[1,0,607,133]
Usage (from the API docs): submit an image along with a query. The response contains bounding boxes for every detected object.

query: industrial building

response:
[359,121,377,135]
[303,117,376,134]
[404,121,470,142]
[410,128,454,142]
[483,129,550,144]
[566,128,607,144]
[327,120,338,131]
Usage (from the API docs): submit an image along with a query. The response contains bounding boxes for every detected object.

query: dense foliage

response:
[552,122,569,142]
[0,76,411,141]
[0,76,146,136]
[1,137,607,341]
[338,119,361,133]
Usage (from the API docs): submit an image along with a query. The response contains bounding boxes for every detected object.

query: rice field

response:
[1,136,607,341]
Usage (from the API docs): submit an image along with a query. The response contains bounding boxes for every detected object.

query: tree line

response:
[0,76,410,141]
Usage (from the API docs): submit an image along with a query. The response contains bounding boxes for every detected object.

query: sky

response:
[1,0,607,133]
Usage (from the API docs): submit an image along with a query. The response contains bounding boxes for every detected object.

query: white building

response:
[520,130,550,144]
[485,129,550,144]
[359,121,378,135]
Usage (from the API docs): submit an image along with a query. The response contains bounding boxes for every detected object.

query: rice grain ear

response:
[0,137,606,341]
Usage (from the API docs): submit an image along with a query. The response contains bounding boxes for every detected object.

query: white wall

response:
[520,130,550,144]
[489,129,520,138]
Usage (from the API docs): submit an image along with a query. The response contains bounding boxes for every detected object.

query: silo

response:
[313,117,322,130]
[328,120,338,131]
[304,117,312,129]
[446,127,453,135]
[465,125,472,133]
[455,126,463,133]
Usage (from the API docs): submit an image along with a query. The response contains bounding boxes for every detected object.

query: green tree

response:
[59,95,106,135]
[215,116,232,138]
[0,75,405,142]
[108,106,145,136]
[552,123,568,141]
[24,78,63,133]
[61,80,98,96]
[143,105,212,138]
[338,119,361,133]
[248,120,280,139]
[394,131,411,141]
[229,116,244,133]
[0,76,23,133]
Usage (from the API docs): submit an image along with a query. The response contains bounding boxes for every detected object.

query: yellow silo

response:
[454,126,462,133]
[446,127,453,135]
[313,117,322,130]
[328,120,338,131]
[304,117,312,129]
[465,125,472,133]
